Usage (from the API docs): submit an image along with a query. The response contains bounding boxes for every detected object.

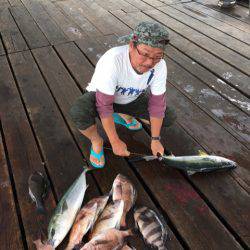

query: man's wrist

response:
[151,136,161,141]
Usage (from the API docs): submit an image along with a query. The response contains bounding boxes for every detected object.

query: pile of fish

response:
[30,171,169,250]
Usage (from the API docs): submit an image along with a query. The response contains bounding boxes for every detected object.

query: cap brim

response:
[117,34,132,43]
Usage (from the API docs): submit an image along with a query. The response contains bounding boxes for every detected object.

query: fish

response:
[66,195,109,250]
[112,174,137,228]
[80,228,133,250]
[131,151,237,176]
[159,151,237,176]
[28,171,48,214]
[34,171,88,249]
[89,200,124,239]
[217,0,236,8]
[134,206,168,250]
[121,245,136,250]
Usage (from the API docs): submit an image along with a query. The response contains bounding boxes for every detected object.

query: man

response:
[70,21,176,168]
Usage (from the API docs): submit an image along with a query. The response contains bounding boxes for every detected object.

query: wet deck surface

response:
[0,0,249,249]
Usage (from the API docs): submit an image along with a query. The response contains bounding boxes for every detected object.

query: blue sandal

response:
[113,113,142,131]
[90,146,105,168]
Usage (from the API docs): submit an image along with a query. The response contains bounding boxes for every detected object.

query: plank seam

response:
[142,10,250,76]
[0,120,28,250]
[127,159,190,249]
[29,46,103,196]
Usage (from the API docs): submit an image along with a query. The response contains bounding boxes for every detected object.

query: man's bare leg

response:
[79,124,104,166]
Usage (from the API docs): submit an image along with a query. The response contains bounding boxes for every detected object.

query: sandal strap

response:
[90,147,104,161]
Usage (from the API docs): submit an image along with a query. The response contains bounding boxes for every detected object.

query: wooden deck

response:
[0,0,249,249]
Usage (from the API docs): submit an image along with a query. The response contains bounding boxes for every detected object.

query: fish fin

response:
[198,150,208,156]
[61,200,68,213]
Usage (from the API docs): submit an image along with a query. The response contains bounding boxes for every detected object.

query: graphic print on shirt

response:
[115,85,146,96]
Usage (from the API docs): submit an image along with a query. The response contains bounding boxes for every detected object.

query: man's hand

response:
[151,140,164,156]
[111,138,130,156]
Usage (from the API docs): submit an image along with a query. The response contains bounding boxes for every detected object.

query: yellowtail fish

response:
[34,171,88,249]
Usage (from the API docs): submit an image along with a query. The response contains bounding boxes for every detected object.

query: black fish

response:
[134,207,169,250]
[28,171,48,214]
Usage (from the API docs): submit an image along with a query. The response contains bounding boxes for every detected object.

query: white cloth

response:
[86,45,167,104]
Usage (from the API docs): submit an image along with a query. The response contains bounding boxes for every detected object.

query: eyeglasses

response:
[135,46,165,62]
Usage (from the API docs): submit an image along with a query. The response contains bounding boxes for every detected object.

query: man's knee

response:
[162,107,177,127]
[69,92,97,130]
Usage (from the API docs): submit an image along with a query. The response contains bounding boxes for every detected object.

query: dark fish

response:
[217,0,236,8]
[134,207,168,250]
[81,228,133,250]
[28,171,48,214]
[112,174,137,228]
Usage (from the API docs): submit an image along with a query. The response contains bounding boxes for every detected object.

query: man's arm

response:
[150,117,164,156]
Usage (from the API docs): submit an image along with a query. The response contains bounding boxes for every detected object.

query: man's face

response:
[129,42,164,74]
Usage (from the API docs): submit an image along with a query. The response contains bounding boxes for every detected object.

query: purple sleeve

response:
[148,92,166,118]
[96,90,114,118]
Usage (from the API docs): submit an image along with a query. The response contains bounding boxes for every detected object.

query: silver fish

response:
[159,152,237,176]
[81,228,133,250]
[217,0,236,8]
[112,174,137,228]
[90,200,124,239]
[34,171,88,249]
[134,207,168,250]
[28,171,48,214]
[66,195,109,250]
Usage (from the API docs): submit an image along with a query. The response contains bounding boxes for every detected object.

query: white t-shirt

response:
[86,45,167,104]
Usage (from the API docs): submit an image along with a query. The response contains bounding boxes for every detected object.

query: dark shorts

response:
[70,91,177,130]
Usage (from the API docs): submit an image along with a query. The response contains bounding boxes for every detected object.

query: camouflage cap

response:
[118,21,169,50]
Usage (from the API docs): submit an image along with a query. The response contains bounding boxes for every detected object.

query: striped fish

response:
[89,200,124,239]
[134,207,168,250]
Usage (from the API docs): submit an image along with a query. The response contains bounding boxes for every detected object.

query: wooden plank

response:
[9,6,49,49]
[166,46,250,115]
[18,0,69,45]
[8,0,23,6]
[144,9,250,75]
[0,126,24,249]
[112,10,250,96]
[0,7,28,53]
[0,54,55,250]
[196,0,250,24]
[8,49,101,249]
[78,36,246,249]
[157,5,250,58]
[176,2,250,45]
[166,57,250,148]
[124,0,159,10]
[72,0,131,36]
[135,0,166,7]
[56,0,103,38]
[94,0,138,12]
[186,2,250,33]
[0,39,5,55]
[0,0,10,7]
[161,124,250,248]
[40,0,88,41]
[32,44,183,249]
